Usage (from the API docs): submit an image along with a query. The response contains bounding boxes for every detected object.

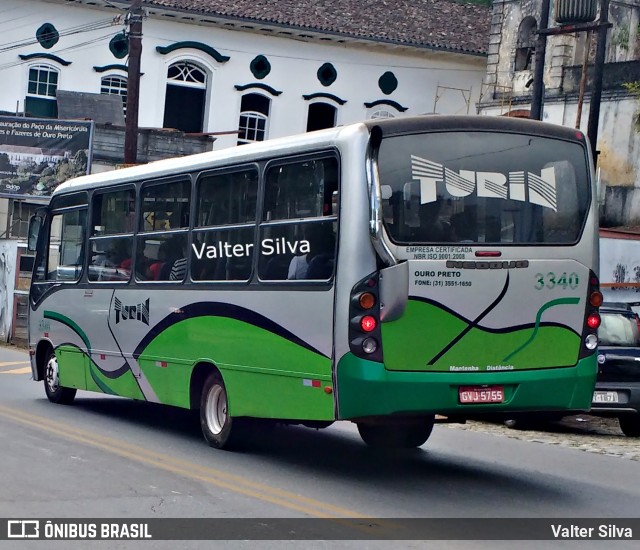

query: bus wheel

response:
[199,373,246,449]
[43,351,77,405]
[619,414,640,437]
[357,416,435,449]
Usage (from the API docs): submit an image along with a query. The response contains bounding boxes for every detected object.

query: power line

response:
[0,33,114,72]
[0,17,122,54]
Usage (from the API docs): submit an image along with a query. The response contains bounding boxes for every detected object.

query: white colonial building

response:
[0,0,491,238]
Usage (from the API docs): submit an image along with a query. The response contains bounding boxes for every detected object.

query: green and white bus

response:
[27,115,602,449]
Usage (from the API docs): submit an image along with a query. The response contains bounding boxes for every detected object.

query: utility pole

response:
[586,0,610,163]
[124,0,143,165]
[530,0,551,121]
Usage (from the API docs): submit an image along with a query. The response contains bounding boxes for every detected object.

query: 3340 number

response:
[534,271,579,290]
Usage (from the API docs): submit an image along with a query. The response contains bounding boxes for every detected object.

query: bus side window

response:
[45,210,86,282]
[192,167,258,282]
[259,156,338,281]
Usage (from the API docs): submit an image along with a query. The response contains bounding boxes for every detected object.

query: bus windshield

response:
[377,131,591,245]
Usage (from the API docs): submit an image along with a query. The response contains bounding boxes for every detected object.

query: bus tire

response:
[357,416,435,449]
[199,372,247,450]
[43,350,77,405]
[619,414,640,437]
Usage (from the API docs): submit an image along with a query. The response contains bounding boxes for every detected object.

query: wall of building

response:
[480,0,640,226]
[0,0,486,150]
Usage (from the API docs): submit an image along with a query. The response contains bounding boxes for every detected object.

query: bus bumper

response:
[335,352,597,419]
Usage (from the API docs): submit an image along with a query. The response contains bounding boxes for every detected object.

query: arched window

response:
[237,93,270,145]
[25,64,59,117]
[515,17,537,72]
[306,102,336,132]
[100,75,127,117]
[369,108,396,120]
[163,61,207,133]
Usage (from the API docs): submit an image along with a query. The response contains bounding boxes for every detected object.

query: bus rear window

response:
[377,131,590,245]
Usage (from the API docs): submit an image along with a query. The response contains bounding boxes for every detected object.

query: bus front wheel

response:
[357,416,435,449]
[199,372,247,450]
[43,351,77,405]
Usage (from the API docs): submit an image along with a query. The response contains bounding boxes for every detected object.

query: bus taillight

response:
[587,313,601,329]
[589,291,603,307]
[358,292,376,310]
[580,270,600,356]
[360,316,377,332]
[349,272,383,362]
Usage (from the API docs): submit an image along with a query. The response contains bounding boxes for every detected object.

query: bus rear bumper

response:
[335,352,597,420]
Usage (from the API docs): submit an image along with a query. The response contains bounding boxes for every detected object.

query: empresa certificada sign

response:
[0,115,93,199]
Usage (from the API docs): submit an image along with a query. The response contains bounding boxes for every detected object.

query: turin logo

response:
[411,155,557,211]
[114,297,150,325]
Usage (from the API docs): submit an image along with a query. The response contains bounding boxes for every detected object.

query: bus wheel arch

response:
[35,340,53,381]
[43,348,76,405]
[191,363,248,450]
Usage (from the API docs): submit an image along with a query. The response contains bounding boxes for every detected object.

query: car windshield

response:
[598,311,640,347]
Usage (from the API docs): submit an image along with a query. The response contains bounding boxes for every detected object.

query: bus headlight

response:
[585,334,598,350]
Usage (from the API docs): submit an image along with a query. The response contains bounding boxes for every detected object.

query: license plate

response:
[592,391,619,404]
[459,386,504,404]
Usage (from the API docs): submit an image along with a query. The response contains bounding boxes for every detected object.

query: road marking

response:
[0,361,29,367]
[0,404,379,524]
[1,367,31,374]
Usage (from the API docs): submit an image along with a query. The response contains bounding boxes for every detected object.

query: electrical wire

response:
[0,17,122,54]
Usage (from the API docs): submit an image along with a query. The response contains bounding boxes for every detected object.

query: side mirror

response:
[27,215,43,252]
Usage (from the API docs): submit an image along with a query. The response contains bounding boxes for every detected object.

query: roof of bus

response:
[53,115,587,196]
[53,123,358,196]
[363,114,587,142]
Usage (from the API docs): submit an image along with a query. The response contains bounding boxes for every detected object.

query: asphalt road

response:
[0,345,638,549]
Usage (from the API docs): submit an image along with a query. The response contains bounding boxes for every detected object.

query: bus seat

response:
[306,253,334,279]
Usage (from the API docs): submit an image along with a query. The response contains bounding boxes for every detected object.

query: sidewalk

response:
[445,415,640,461]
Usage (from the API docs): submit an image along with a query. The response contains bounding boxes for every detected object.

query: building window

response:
[25,64,59,117]
[306,102,336,132]
[9,201,40,239]
[100,75,127,117]
[237,93,270,145]
[515,17,537,72]
[369,109,396,120]
[163,61,207,133]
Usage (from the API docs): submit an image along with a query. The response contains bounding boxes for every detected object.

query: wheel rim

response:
[45,355,59,393]
[205,384,227,435]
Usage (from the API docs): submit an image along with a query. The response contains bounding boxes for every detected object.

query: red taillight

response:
[360,315,377,332]
[589,291,603,307]
[587,313,601,329]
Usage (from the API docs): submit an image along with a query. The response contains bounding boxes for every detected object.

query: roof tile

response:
[135,0,491,54]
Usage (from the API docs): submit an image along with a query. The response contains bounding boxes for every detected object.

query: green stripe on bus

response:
[138,316,334,419]
[44,310,92,353]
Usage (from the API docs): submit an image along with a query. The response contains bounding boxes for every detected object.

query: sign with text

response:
[0,115,93,199]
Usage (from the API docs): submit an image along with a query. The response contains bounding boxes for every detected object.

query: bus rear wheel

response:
[619,414,640,437]
[199,372,247,450]
[357,416,435,449]
[43,351,77,405]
